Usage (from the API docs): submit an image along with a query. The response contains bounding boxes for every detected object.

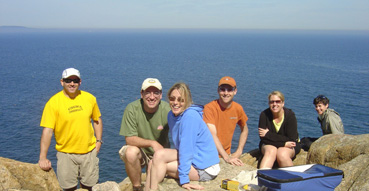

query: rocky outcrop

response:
[115,160,256,191]
[92,181,120,191]
[1,134,368,191]
[0,157,61,191]
[117,149,307,190]
[307,134,369,191]
[118,134,368,191]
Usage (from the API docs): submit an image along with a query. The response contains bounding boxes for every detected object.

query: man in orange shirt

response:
[203,76,249,166]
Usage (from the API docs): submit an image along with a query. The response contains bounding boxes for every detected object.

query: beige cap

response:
[141,78,162,91]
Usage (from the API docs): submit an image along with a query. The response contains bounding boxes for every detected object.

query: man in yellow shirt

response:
[38,68,103,191]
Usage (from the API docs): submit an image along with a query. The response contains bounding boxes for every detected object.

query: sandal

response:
[133,185,144,191]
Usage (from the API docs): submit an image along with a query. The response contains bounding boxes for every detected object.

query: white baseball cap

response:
[62,68,80,79]
[141,78,162,91]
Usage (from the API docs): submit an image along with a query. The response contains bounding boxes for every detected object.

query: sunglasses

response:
[315,95,327,99]
[63,78,80,83]
[169,96,184,103]
[218,86,235,92]
[269,100,282,104]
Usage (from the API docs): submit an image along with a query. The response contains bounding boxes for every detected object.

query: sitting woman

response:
[145,82,220,191]
[258,91,301,169]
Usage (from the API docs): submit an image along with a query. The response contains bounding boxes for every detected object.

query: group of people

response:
[38,68,344,191]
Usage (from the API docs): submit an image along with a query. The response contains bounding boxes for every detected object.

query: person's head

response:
[268,91,285,114]
[313,95,329,115]
[140,78,163,113]
[167,82,193,116]
[60,68,81,98]
[217,76,237,107]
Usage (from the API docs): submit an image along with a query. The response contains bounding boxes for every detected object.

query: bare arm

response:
[93,117,103,154]
[38,127,53,171]
[232,123,248,158]
[207,123,243,166]
[125,136,164,152]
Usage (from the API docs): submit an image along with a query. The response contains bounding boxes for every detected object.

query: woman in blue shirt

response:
[145,82,220,191]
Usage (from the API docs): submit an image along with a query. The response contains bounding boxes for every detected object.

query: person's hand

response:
[258,128,269,137]
[96,141,102,154]
[285,141,296,148]
[38,158,52,171]
[225,157,244,166]
[182,183,204,190]
[151,141,164,152]
[231,150,242,159]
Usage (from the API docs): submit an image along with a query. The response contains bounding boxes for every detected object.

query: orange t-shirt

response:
[203,100,248,155]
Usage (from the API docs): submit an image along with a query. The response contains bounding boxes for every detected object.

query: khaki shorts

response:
[56,149,99,189]
[119,145,152,168]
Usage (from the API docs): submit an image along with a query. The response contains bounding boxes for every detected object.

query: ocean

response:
[0,29,368,183]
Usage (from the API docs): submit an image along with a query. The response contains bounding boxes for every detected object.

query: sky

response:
[1,0,369,30]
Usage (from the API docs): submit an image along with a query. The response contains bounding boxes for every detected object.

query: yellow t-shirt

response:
[40,90,101,154]
[273,115,284,133]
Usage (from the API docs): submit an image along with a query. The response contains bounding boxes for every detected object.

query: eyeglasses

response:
[143,91,161,98]
[169,96,184,103]
[218,86,235,92]
[269,100,282,104]
[63,78,80,83]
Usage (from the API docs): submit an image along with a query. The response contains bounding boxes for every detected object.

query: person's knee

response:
[124,146,141,162]
[276,149,294,161]
[263,147,277,156]
[152,149,166,161]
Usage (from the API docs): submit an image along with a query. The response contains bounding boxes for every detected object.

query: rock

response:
[3,134,369,191]
[335,154,369,191]
[307,134,369,191]
[307,134,369,168]
[0,157,61,191]
[93,181,120,191]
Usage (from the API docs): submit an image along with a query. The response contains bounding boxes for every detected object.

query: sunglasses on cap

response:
[315,95,327,99]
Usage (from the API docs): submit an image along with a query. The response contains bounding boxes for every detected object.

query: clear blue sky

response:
[1,0,368,30]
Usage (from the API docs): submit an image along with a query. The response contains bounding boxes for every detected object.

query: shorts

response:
[198,164,220,181]
[56,149,99,189]
[119,145,152,168]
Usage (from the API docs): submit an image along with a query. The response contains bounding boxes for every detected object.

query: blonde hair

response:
[268,91,285,102]
[167,82,193,110]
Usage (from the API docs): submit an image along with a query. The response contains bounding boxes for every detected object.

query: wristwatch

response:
[96,139,103,144]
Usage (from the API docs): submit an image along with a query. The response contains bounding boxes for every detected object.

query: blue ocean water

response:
[0,29,368,183]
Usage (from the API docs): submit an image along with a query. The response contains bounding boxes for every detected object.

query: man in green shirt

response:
[119,78,170,191]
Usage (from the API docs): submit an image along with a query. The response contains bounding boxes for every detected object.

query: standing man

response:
[203,76,249,166]
[119,78,170,191]
[38,68,103,191]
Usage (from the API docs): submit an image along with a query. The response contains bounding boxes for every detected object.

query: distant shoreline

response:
[1,26,369,34]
